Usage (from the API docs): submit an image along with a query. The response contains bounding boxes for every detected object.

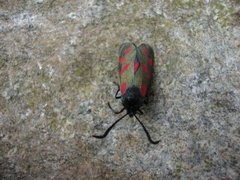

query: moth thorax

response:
[122,86,143,117]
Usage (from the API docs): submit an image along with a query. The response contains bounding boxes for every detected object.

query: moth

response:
[93,43,160,144]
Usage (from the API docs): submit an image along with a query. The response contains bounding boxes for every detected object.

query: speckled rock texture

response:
[1,0,240,179]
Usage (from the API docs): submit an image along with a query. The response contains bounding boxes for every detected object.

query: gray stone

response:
[0,0,240,179]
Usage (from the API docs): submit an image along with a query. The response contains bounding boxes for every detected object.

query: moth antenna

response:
[93,113,128,139]
[134,115,160,144]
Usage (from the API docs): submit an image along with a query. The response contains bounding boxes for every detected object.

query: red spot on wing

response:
[125,46,132,55]
[141,82,147,97]
[142,64,151,79]
[142,64,148,74]
[148,58,154,66]
[119,56,126,64]
[134,60,139,73]
[119,63,130,75]
[121,82,127,95]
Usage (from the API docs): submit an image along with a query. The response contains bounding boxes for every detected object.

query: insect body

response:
[93,43,160,144]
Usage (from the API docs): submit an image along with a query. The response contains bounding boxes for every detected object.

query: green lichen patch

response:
[173,163,182,179]
[170,0,204,11]
[210,0,239,28]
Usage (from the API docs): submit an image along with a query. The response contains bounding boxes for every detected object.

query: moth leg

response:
[108,102,125,114]
[113,82,121,99]
[115,89,121,99]
[144,98,149,105]
[137,109,144,115]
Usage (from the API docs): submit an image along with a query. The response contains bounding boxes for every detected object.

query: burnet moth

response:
[93,43,160,144]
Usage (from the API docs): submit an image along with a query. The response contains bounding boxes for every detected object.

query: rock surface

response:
[1,0,240,179]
